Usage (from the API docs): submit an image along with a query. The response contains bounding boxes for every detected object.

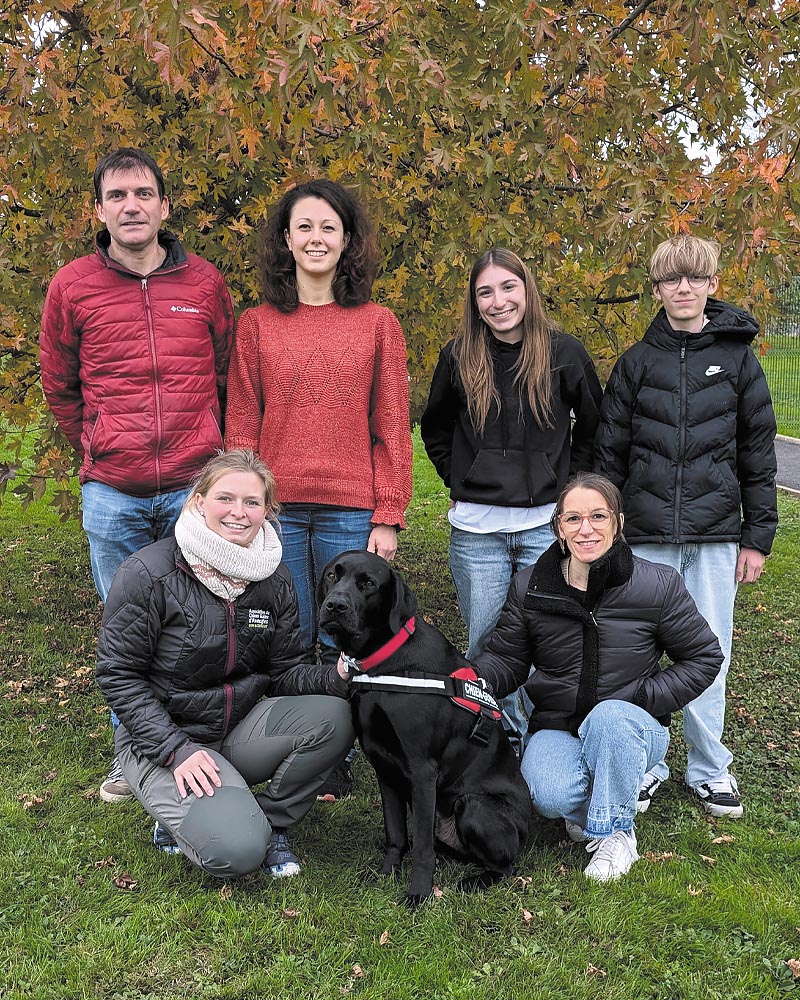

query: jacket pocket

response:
[87,408,113,464]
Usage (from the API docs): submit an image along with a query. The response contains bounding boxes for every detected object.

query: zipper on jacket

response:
[675,341,688,539]
[222,601,236,736]
[142,277,163,492]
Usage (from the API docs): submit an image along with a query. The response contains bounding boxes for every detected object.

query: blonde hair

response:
[183,450,280,518]
[649,236,720,283]
[455,248,557,435]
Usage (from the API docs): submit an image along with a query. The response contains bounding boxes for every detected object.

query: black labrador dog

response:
[318,550,531,905]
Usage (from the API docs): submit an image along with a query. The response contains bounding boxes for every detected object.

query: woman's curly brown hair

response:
[258,179,379,313]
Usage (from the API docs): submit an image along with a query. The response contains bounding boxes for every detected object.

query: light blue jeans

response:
[82,481,191,602]
[82,481,190,729]
[521,700,670,838]
[278,504,374,664]
[631,542,737,788]
[449,523,553,738]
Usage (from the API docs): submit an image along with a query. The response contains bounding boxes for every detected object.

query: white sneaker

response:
[690,775,743,819]
[637,772,664,813]
[584,828,639,882]
[565,820,587,843]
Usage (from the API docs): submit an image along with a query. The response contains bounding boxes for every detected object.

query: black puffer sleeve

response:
[96,554,195,767]
[471,569,536,699]
[736,349,778,554]
[631,563,723,717]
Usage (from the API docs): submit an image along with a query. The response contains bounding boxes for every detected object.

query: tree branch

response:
[546,0,663,101]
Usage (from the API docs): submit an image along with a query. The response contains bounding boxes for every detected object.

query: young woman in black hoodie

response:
[421,248,602,737]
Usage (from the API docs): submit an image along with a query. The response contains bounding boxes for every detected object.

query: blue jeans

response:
[521,700,670,838]
[449,523,553,737]
[631,542,737,787]
[82,481,192,602]
[278,505,374,663]
[82,481,190,731]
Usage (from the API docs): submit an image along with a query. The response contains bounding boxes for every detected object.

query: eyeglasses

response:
[655,274,712,290]
[558,510,613,530]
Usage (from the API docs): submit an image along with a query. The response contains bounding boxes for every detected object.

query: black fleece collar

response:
[527,536,634,609]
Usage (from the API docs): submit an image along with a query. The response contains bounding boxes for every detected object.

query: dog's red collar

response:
[345,617,416,673]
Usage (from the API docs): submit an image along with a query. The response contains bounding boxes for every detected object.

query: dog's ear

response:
[388,567,417,634]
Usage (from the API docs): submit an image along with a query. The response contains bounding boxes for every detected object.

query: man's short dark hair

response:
[93,149,166,203]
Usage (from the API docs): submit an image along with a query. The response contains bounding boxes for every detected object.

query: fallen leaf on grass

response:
[43,770,57,782]
[786,959,800,978]
[753,603,767,614]
[20,794,45,811]
[432,884,443,898]
[585,964,607,978]
[219,884,232,901]
[521,909,533,923]
[513,875,533,889]
[93,856,116,868]
[710,834,734,845]
[700,855,716,866]
[379,929,390,946]
[281,908,299,919]
[113,872,138,891]
[75,874,85,886]
[351,965,365,978]
[80,788,97,800]
[687,884,703,896]
[644,850,679,863]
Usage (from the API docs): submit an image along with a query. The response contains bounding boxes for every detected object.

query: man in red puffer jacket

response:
[40,147,234,804]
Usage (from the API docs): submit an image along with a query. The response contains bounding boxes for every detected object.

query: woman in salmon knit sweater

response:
[225,179,412,681]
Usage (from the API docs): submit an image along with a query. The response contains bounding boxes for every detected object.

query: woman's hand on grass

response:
[174,750,222,798]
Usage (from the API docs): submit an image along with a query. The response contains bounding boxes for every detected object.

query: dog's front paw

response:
[380,849,405,877]
[402,890,433,908]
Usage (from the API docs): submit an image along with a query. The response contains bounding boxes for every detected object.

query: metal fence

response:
[764,281,800,439]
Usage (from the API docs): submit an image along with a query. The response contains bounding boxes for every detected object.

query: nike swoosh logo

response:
[705,366,723,376]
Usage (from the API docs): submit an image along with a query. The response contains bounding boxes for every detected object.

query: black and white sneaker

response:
[263,829,301,878]
[690,775,743,819]
[636,772,664,813]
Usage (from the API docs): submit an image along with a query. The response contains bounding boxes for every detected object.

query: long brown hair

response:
[454,248,556,434]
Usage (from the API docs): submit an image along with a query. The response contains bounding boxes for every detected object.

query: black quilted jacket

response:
[473,539,723,736]
[96,537,341,767]
[595,299,777,553]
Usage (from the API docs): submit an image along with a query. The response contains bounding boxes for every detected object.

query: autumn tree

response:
[2,0,800,514]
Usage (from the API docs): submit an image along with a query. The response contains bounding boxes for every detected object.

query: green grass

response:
[2,436,799,999]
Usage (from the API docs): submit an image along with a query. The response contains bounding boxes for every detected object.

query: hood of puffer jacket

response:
[644,298,759,350]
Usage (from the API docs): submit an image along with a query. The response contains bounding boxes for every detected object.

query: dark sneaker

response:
[316,762,354,802]
[690,775,743,818]
[636,772,664,813]
[99,758,133,803]
[153,821,181,855]
[263,829,301,878]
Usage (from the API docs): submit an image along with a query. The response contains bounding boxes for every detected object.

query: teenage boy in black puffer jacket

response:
[595,235,778,819]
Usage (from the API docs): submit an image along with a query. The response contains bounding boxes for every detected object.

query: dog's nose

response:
[323,594,348,613]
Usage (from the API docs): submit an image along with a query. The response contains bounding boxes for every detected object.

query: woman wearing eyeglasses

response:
[473,472,723,881]
[420,248,603,738]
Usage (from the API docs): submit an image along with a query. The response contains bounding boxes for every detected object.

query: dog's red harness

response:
[347,632,503,747]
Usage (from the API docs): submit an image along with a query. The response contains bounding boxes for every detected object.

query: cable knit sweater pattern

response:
[225,301,412,528]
